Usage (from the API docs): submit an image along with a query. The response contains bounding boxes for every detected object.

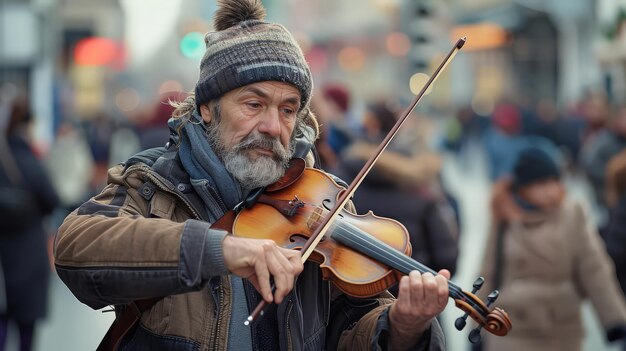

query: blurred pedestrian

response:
[311,83,356,171]
[580,105,626,210]
[579,89,611,142]
[321,83,354,156]
[45,122,95,210]
[604,150,626,351]
[479,146,626,351]
[339,102,458,282]
[603,149,626,294]
[483,102,525,180]
[135,92,184,150]
[0,92,60,351]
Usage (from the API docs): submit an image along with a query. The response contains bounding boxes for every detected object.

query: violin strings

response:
[331,219,469,300]
[300,205,467,299]
[331,221,488,319]
[258,202,472,304]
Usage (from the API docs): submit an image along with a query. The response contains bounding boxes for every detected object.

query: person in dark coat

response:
[0,94,60,351]
[580,105,626,209]
[347,172,459,278]
[603,149,626,351]
[338,102,458,280]
[604,149,626,295]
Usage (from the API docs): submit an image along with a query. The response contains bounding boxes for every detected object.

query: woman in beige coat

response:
[480,146,626,351]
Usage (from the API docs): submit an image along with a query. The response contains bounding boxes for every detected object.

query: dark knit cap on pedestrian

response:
[513,147,561,188]
[195,0,312,112]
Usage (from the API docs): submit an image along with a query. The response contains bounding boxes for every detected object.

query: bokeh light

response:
[305,46,329,72]
[179,31,205,59]
[386,32,411,56]
[158,80,184,95]
[74,37,119,66]
[115,88,141,112]
[338,46,366,72]
[471,91,496,116]
[409,72,434,96]
[450,22,509,51]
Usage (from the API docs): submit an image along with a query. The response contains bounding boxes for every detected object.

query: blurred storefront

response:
[1,0,58,147]
[1,0,609,147]
[597,0,626,104]
[447,0,599,114]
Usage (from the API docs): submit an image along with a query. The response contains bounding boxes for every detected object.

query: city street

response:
[2,1,626,350]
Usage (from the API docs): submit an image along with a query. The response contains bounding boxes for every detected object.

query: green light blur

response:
[180,32,205,59]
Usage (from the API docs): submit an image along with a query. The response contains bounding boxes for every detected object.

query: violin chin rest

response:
[266,158,306,192]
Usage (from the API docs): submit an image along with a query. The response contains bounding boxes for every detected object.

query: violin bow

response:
[246,37,467,325]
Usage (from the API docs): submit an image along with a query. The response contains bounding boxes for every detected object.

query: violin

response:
[213,37,512,343]
[223,158,511,343]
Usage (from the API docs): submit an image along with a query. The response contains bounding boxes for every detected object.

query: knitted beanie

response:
[194,0,312,112]
[512,146,561,188]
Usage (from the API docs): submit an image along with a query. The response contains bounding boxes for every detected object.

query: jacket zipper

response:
[209,276,231,350]
[124,164,234,350]
[204,180,228,213]
[285,298,294,351]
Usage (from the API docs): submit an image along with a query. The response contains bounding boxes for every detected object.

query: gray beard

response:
[207,124,295,190]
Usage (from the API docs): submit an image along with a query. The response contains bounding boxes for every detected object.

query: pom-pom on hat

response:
[512,146,561,188]
[194,0,312,112]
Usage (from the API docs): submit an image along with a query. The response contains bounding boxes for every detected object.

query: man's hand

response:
[388,270,450,350]
[222,235,303,304]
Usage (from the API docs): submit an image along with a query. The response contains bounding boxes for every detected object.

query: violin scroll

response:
[452,277,512,344]
[486,307,512,336]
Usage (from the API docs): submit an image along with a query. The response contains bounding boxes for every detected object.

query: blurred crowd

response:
[443,89,626,223]
[2,75,626,350]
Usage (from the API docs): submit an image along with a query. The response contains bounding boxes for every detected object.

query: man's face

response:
[200,81,301,189]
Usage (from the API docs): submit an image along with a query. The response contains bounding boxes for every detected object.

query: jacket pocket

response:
[149,192,176,219]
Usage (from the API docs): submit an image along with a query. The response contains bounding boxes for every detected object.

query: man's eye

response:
[247,102,262,109]
[282,108,296,116]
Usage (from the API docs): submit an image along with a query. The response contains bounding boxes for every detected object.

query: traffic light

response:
[405,1,435,73]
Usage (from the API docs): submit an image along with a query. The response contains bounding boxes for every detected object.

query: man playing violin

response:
[54,0,450,349]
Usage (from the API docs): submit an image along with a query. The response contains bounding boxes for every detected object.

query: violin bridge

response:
[307,206,325,230]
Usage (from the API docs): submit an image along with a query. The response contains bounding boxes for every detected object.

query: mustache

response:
[235,133,291,161]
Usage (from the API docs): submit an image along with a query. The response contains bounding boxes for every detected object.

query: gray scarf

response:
[169,114,243,219]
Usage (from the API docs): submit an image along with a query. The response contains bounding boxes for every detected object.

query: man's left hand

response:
[388,269,450,350]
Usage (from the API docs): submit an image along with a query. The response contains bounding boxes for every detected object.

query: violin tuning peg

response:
[468,326,483,344]
[487,290,499,307]
[454,315,468,331]
[471,277,485,294]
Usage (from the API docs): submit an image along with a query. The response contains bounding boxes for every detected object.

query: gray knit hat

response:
[195,0,313,112]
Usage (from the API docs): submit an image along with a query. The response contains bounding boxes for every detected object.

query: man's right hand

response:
[222,235,304,304]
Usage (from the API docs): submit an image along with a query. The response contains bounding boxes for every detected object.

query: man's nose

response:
[257,108,281,137]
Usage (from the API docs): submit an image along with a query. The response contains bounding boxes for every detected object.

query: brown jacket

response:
[54,146,445,350]
[480,185,626,351]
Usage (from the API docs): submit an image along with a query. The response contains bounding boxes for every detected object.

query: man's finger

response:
[435,273,449,307]
[438,269,451,280]
[265,246,294,304]
[408,271,425,306]
[255,242,274,303]
[421,272,440,306]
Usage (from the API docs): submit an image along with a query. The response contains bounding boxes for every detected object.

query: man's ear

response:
[199,104,212,123]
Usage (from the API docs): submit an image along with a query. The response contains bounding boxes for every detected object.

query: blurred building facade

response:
[448,0,600,113]
[597,0,626,104]
[0,0,613,146]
